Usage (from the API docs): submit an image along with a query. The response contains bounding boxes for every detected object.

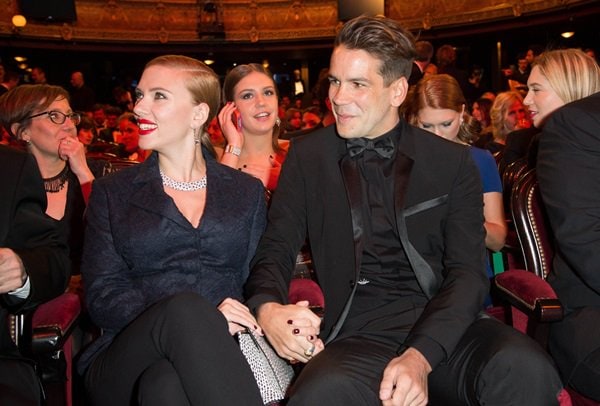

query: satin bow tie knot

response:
[346,137,395,159]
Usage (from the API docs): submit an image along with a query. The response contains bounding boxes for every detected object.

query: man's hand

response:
[257,301,323,363]
[379,347,432,406]
[0,248,27,294]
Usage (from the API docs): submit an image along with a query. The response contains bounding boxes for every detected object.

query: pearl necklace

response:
[160,169,207,191]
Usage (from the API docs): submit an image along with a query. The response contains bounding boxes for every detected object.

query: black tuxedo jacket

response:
[246,120,488,368]
[0,145,70,353]
[538,91,600,311]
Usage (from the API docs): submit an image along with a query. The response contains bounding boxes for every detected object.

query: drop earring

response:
[193,128,201,145]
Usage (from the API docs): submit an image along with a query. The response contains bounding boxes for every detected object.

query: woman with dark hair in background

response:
[218,63,288,192]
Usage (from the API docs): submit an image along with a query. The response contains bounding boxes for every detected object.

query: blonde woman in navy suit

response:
[80,55,265,405]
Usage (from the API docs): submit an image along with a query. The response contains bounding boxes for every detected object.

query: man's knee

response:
[288,362,379,405]
[480,335,562,405]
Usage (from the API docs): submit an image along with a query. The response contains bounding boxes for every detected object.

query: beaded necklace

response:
[160,169,207,191]
[43,165,70,193]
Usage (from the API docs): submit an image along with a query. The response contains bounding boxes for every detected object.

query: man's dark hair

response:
[415,41,434,63]
[334,15,417,87]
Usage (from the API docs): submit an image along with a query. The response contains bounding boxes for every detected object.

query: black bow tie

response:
[346,136,395,159]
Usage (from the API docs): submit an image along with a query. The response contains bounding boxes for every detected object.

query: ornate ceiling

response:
[0,0,595,46]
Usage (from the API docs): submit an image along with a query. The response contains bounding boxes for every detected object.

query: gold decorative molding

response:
[0,0,594,44]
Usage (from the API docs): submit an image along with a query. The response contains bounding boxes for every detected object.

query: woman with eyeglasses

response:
[0,84,96,275]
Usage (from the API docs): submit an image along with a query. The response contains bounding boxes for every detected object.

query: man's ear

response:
[191,103,210,130]
[390,77,409,108]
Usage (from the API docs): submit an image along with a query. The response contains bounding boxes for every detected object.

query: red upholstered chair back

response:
[510,169,554,279]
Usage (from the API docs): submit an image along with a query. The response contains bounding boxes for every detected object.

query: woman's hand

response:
[58,136,94,184]
[217,298,261,336]
[217,102,244,149]
[256,301,323,363]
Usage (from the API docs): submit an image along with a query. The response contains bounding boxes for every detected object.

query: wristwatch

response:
[224,145,242,156]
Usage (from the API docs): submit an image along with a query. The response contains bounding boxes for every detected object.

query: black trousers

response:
[549,306,600,401]
[0,356,41,406]
[287,318,563,406]
[85,292,263,406]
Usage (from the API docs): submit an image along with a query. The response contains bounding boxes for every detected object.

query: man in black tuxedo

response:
[408,40,433,86]
[0,145,70,405]
[537,92,600,401]
[245,16,563,405]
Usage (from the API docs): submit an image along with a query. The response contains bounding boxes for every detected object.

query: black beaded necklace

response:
[43,165,70,193]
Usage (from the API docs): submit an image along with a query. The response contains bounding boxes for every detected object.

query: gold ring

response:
[304,344,315,358]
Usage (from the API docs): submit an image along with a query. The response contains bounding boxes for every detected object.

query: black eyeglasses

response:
[27,110,82,126]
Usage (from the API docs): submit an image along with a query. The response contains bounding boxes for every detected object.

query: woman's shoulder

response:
[469,146,497,168]
[209,157,263,190]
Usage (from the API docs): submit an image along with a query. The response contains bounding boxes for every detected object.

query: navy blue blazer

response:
[79,150,266,372]
[245,121,487,369]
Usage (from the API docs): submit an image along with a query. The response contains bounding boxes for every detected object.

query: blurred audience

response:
[487,91,530,154]
[118,112,148,162]
[69,71,95,113]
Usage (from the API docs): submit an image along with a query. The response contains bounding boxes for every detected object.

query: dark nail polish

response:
[293,328,300,335]
[287,319,293,325]
[308,335,314,340]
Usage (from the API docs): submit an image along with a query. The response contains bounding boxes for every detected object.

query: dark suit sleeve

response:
[245,140,308,312]
[241,183,268,284]
[81,180,146,331]
[405,147,489,368]
[1,152,70,313]
[537,101,600,294]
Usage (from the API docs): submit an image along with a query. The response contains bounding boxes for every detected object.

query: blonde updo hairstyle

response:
[144,55,221,156]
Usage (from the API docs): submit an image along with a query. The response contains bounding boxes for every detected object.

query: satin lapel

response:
[325,154,363,344]
[393,151,440,299]
[339,154,363,279]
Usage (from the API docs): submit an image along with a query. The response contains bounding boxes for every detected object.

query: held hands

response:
[0,248,27,294]
[257,300,323,363]
[218,102,244,149]
[217,298,261,336]
[379,347,432,406]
